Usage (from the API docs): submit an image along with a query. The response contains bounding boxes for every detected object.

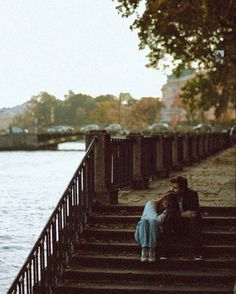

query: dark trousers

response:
[161,214,202,256]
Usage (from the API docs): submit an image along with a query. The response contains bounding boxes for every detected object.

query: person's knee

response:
[149,218,158,227]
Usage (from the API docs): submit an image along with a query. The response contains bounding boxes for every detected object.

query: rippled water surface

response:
[0,142,85,293]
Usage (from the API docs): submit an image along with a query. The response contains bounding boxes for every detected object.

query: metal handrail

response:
[7,138,97,294]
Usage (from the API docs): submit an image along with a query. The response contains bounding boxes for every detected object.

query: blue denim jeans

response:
[134,218,160,248]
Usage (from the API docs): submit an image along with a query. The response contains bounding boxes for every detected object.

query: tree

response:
[89,100,120,126]
[125,97,164,129]
[11,109,35,130]
[115,0,236,116]
[180,74,215,122]
[63,92,94,126]
[28,92,60,129]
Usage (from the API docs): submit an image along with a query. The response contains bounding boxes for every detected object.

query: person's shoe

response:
[140,247,148,262]
[159,256,168,260]
[194,255,203,261]
[148,248,156,262]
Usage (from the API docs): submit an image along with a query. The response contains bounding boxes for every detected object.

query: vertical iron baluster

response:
[19,281,23,294]
[33,254,37,288]
[22,273,25,294]
[84,161,89,210]
[73,180,77,207]
[63,199,68,260]
[68,191,73,249]
[39,240,45,288]
[52,217,57,287]
[26,266,30,294]
[29,260,32,294]
[35,247,39,285]
[46,229,51,287]
[58,208,63,275]
[82,165,86,222]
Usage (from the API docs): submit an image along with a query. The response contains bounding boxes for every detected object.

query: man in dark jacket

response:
[160,176,202,261]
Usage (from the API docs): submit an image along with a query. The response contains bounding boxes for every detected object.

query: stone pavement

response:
[118,146,236,207]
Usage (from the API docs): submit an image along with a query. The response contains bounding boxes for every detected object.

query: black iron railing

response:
[7,138,97,294]
[110,138,134,189]
[141,136,157,178]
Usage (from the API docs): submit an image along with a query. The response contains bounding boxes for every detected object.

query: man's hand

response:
[181,210,197,218]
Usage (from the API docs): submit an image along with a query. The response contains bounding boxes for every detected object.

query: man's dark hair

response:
[170,176,188,189]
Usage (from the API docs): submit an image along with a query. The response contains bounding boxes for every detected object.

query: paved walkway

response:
[118,147,236,207]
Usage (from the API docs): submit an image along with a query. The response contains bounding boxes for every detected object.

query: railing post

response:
[182,133,190,165]
[172,133,183,170]
[192,134,200,163]
[163,134,173,173]
[153,133,169,178]
[85,130,113,205]
[127,132,149,189]
[205,133,211,156]
[198,133,205,159]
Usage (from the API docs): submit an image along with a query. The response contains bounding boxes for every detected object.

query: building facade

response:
[161,69,195,122]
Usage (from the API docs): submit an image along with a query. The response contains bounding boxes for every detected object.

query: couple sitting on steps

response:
[135,176,202,262]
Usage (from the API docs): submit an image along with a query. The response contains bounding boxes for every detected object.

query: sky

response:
[0,0,168,109]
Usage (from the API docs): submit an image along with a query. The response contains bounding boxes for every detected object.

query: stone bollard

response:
[85,130,115,205]
[127,132,149,189]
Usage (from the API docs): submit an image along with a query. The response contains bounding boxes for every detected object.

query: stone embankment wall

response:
[0,134,38,150]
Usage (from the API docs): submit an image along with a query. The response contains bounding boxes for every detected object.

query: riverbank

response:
[118,146,236,207]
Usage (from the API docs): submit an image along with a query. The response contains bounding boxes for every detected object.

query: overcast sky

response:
[0,0,168,108]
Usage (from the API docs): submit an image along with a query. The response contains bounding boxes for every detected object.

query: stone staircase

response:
[54,205,236,294]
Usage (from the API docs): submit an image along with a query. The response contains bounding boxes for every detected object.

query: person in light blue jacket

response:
[135,194,175,262]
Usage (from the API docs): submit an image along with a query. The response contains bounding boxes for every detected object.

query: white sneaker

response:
[148,248,156,262]
[194,255,203,261]
[159,256,168,260]
[140,247,148,262]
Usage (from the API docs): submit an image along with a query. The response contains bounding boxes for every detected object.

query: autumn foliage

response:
[12,91,165,132]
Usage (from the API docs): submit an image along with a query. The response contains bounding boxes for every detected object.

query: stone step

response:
[83,228,236,244]
[63,266,236,285]
[70,254,236,270]
[54,280,234,294]
[94,205,236,217]
[54,204,236,294]
[88,214,236,226]
[77,241,236,256]
[88,221,236,232]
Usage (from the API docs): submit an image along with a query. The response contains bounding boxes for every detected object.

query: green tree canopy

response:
[115,0,236,117]
[29,92,60,128]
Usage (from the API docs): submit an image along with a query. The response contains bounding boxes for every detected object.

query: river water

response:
[0,141,85,293]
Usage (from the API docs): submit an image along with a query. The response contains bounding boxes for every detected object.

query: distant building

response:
[119,93,134,105]
[161,69,195,122]
[161,70,235,123]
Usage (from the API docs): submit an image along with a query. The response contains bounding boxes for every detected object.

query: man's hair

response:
[170,176,188,189]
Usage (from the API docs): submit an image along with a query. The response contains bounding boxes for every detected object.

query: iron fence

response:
[110,138,134,189]
[141,137,157,178]
[7,138,97,294]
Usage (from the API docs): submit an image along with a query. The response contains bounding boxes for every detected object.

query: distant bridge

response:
[37,132,85,148]
[0,132,85,150]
